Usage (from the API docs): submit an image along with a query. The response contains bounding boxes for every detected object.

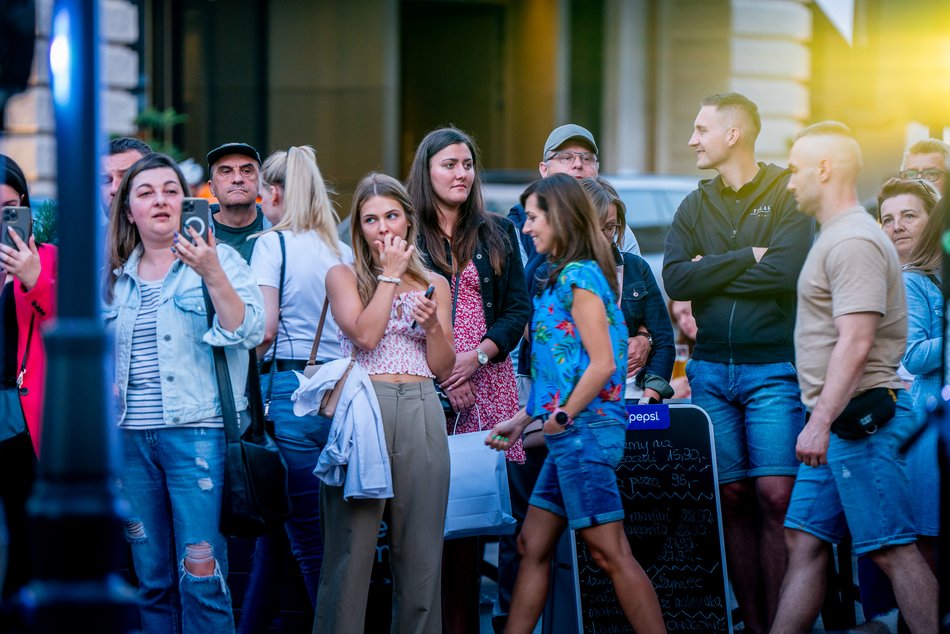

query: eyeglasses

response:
[899,168,945,183]
[548,150,598,166]
[601,222,620,237]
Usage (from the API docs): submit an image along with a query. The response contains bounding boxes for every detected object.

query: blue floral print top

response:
[527,260,628,421]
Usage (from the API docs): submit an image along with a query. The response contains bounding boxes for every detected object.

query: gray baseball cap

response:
[542,124,598,161]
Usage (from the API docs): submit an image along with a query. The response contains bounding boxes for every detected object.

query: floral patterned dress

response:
[449,261,524,463]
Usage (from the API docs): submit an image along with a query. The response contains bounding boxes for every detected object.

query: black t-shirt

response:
[1,281,18,387]
[212,204,264,263]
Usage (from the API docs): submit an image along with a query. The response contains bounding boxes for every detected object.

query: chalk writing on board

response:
[574,405,731,633]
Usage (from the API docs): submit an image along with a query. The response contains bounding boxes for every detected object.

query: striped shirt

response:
[123,280,164,428]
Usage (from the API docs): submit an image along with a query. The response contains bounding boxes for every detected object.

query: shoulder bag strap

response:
[926,273,942,291]
[202,283,243,443]
[307,298,330,368]
[16,313,35,389]
[264,232,287,408]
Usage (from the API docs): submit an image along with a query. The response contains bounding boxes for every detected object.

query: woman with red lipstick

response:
[407,127,530,633]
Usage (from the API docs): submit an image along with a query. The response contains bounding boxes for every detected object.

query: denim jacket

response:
[902,270,942,408]
[106,243,265,426]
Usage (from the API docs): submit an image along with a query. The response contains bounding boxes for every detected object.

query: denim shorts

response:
[529,414,626,530]
[686,359,805,483]
[784,389,917,555]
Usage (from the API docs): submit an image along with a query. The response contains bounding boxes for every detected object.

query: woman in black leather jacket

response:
[582,178,675,403]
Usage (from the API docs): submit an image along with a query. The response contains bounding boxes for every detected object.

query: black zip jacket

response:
[662,163,815,363]
[419,214,530,361]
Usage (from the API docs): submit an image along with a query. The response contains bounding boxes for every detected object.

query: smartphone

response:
[410,285,436,329]
[1,206,33,248]
[180,197,211,244]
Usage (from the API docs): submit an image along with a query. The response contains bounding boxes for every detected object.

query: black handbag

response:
[0,314,35,454]
[203,284,290,538]
[830,387,897,440]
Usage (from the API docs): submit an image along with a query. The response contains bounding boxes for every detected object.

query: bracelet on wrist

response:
[377,274,401,284]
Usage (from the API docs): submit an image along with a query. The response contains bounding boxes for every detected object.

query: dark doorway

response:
[400,1,506,176]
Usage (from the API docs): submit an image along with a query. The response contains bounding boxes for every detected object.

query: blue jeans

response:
[530,414,626,530]
[784,389,917,555]
[686,359,804,483]
[243,369,330,624]
[119,427,234,634]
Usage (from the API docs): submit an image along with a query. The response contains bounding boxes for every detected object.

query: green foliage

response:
[32,199,58,245]
[132,106,188,160]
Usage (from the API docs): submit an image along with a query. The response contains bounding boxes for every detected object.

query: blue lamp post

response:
[24,0,137,630]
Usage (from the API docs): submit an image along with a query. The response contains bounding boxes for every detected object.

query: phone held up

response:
[410,285,436,329]
[1,206,33,249]
[180,197,212,245]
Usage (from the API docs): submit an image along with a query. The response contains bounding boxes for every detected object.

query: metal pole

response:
[24,0,137,630]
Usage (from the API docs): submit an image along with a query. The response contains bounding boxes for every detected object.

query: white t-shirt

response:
[251,230,354,362]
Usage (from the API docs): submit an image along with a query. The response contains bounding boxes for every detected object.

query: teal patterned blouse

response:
[527,260,628,421]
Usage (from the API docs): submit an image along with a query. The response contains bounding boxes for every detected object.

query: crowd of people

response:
[0,88,945,634]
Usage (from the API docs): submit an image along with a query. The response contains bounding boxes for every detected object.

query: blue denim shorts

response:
[529,414,626,530]
[784,390,917,555]
[686,359,805,483]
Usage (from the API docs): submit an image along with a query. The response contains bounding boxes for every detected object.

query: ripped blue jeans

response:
[118,427,234,634]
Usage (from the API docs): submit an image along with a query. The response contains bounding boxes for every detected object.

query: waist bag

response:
[829,387,897,440]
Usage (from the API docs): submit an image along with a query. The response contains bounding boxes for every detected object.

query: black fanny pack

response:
[829,388,897,440]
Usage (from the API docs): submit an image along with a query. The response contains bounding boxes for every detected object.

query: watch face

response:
[477,349,489,364]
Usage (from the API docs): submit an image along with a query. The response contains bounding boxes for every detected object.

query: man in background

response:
[663,93,814,633]
[206,142,265,262]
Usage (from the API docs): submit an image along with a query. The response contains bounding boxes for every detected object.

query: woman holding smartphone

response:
[317,172,454,634]
[105,153,263,633]
[0,154,57,603]
[487,174,665,634]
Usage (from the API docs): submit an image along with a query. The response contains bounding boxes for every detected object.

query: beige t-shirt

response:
[794,207,906,410]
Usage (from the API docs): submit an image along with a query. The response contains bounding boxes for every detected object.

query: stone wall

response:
[1,0,141,199]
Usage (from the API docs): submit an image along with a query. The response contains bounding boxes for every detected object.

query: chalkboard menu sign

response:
[571,403,731,633]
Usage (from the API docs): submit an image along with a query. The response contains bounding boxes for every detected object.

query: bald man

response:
[771,122,936,634]
[663,92,815,633]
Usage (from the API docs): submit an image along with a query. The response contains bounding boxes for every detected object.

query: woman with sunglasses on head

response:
[406,126,530,632]
[105,153,263,633]
[316,172,454,634]
[240,146,353,631]
[877,177,939,265]
[487,173,666,634]
[0,154,57,606]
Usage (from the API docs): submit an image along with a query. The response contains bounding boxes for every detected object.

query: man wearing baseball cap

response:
[206,142,265,262]
[509,124,640,264]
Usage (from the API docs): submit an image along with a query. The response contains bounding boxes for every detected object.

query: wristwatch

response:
[475,348,489,365]
[553,407,574,427]
[633,331,653,346]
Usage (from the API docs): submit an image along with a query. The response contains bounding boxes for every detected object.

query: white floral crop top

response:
[340,290,434,378]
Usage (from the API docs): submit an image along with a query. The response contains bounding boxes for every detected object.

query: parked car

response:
[481,171,698,295]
